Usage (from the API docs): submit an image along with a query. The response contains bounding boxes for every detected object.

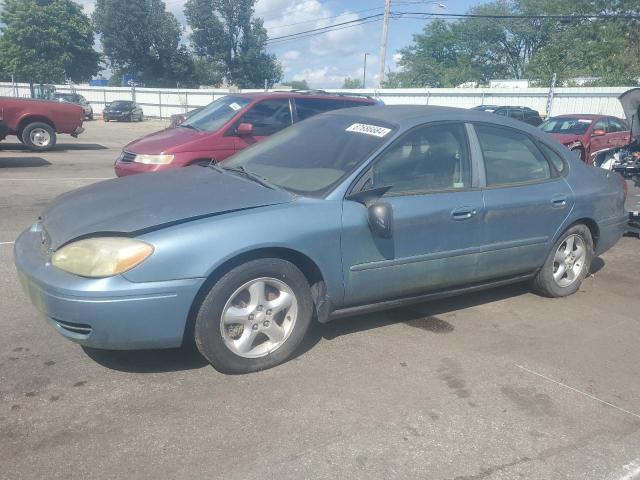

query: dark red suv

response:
[115,91,378,176]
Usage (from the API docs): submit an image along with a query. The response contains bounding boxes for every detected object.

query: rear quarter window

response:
[538,142,567,174]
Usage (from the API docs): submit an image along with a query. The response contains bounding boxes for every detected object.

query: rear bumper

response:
[595,214,629,256]
[71,126,85,137]
[15,229,204,350]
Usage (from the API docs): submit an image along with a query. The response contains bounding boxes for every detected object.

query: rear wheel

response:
[532,224,593,297]
[194,258,313,373]
[21,122,56,152]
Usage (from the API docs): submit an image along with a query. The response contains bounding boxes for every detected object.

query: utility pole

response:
[363,53,370,88]
[378,0,392,88]
[546,72,557,118]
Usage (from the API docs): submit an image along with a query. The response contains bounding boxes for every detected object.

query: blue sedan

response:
[15,106,628,373]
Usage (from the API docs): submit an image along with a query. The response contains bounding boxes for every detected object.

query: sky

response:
[76,0,483,88]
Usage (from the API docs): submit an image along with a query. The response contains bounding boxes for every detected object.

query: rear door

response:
[474,123,573,280]
[233,98,293,151]
[607,117,632,147]
[294,98,348,122]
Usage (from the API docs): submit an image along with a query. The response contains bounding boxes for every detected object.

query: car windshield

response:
[223,114,395,197]
[54,94,76,102]
[181,96,251,132]
[109,101,132,109]
[540,117,592,135]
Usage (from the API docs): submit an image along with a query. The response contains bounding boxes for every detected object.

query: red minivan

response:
[115,91,377,176]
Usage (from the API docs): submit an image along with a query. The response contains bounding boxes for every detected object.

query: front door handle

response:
[551,195,567,208]
[451,206,478,220]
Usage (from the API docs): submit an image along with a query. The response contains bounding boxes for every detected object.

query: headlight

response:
[133,153,174,165]
[51,237,154,278]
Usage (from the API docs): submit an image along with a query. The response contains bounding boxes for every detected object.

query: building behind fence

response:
[0,82,630,120]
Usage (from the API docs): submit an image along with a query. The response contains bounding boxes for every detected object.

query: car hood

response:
[124,127,208,154]
[41,166,293,250]
[619,88,640,140]
[548,133,582,144]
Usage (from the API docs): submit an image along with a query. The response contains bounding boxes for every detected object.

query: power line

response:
[393,11,640,19]
[267,18,383,46]
[266,13,384,43]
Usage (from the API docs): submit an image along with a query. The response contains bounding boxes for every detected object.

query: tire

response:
[532,224,593,298]
[88,113,93,121]
[21,122,56,152]
[194,258,313,374]
[103,117,109,122]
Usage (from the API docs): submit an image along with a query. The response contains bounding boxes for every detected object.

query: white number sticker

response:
[229,102,242,111]
[346,123,392,138]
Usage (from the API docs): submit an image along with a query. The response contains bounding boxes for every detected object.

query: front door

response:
[473,124,574,280]
[233,98,293,152]
[341,122,484,306]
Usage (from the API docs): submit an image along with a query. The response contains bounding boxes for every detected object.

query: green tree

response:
[342,77,364,88]
[390,0,640,87]
[93,0,196,87]
[184,0,282,88]
[0,0,99,83]
[281,80,310,90]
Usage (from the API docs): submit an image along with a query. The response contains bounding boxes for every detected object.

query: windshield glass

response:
[182,96,251,132]
[224,114,396,197]
[54,94,76,102]
[540,117,592,135]
[109,101,132,109]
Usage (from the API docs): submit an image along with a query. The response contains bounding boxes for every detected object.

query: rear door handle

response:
[551,195,567,208]
[451,206,478,220]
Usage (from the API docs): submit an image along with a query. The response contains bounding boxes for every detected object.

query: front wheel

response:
[194,258,313,373]
[532,224,593,297]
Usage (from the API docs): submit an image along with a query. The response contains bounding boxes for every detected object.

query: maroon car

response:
[0,97,84,151]
[539,114,630,162]
[115,91,377,176]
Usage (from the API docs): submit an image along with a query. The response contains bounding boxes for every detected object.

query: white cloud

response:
[282,50,301,61]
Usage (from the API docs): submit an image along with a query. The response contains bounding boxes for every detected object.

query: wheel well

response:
[570,218,600,247]
[17,116,55,137]
[182,248,328,346]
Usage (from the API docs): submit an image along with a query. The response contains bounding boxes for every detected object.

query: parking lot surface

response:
[1,120,640,480]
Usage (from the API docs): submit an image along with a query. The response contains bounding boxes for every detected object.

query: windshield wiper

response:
[222,166,279,191]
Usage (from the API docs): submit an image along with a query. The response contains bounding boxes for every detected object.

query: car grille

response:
[120,151,137,163]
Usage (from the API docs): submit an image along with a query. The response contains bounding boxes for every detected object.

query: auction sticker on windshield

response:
[229,102,242,111]
[346,123,392,138]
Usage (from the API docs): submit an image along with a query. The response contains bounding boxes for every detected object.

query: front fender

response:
[124,198,346,306]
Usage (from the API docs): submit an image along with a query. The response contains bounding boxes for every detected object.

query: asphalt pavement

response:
[1,120,640,480]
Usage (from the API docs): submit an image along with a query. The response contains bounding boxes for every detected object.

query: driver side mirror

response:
[237,123,254,137]
[592,129,606,137]
[368,202,393,238]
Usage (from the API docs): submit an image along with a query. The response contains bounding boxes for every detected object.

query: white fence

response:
[0,82,630,119]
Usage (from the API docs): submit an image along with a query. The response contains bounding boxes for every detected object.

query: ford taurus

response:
[15,106,628,373]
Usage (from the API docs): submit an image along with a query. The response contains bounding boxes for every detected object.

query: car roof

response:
[551,114,607,119]
[228,91,375,103]
[326,105,547,135]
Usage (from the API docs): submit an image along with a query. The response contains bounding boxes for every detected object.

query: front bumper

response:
[104,113,131,121]
[14,229,205,350]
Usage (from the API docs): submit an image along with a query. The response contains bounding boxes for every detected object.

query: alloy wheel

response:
[552,234,587,287]
[220,277,298,358]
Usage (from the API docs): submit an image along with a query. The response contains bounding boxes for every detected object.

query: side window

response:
[475,124,551,186]
[495,109,507,116]
[239,99,292,136]
[371,123,471,194]
[295,98,345,121]
[594,119,607,132]
[608,118,627,132]
[539,142,566,174]
[510,109,524,121]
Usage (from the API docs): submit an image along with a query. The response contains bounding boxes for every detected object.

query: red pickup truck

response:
[0,97,85,151]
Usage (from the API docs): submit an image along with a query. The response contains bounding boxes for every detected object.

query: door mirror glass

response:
[592,129,606,137]
[368,202,393,238]
[237,123,254,136]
